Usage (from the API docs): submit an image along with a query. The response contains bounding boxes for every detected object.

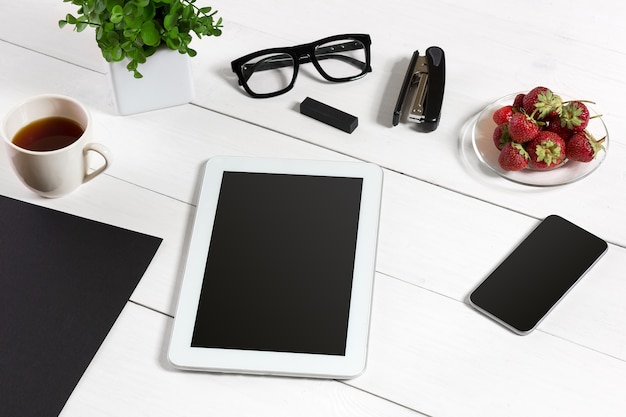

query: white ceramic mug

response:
[1,94,111,198]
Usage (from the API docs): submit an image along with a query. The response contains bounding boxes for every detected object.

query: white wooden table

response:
[2,1,625,416]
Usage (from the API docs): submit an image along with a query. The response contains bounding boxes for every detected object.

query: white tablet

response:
[168,156,383,379]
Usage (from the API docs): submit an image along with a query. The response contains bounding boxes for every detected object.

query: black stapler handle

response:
[421,47,445,132]
[392,46,446,132]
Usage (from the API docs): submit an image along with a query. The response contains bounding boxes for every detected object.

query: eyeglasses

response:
[231,34,372,98]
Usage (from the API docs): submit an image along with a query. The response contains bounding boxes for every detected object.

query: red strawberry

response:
[522,86,548,112]
[565,131,606,162]
[493,105,514,125]
[508,112,540,143]
[545,114,574,141]
[526,131,566,170]
[560,101,591,132]
[493,123,511,150]
[498,142,529,171]
[512,93,525,111]
[522,86,562,119]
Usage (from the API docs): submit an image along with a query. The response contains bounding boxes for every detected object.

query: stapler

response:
[392,47,445,132]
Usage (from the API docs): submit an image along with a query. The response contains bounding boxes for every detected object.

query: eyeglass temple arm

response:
[240,41,368,82]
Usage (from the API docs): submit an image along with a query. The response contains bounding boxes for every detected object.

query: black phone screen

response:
[469,215,607,334]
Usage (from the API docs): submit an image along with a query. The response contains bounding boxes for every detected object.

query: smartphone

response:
[468,215,608,335]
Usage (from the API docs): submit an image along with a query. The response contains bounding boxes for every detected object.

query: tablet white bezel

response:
[168,156,383,379]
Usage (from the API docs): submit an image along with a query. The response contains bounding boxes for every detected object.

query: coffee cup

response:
[1,94,111,198]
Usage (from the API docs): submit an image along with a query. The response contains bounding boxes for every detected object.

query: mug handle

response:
[83,143,112,183]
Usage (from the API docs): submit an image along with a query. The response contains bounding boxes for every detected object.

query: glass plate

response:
[471,93,609,187]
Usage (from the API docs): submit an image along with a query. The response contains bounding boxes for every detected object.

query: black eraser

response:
[300,97,358,133]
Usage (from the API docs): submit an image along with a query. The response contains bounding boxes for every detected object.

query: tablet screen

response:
[168,156,383,378]
[191,172,363,355]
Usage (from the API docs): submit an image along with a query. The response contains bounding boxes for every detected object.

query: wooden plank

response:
[0,1,104,71]
[349,273,626,417]
[61,302,422,417]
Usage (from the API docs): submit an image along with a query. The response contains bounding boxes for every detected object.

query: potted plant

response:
[59,0,223,114]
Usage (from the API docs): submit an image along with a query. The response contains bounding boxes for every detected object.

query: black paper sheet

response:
[0,195,162,416]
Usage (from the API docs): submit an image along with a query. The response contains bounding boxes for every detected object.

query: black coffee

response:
[12,117,84,151]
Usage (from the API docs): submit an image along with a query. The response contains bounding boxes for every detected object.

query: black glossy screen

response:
[470,215,607,333]
[191,172,364,355]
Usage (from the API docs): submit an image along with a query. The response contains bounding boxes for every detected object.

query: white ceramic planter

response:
[107,48,195,115]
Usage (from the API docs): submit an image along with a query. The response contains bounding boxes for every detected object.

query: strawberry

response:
[493,123,511,150]
[498,142,529,171]
[508,112,540,143]
[512,93,525,111]
[545,114,574,141]
[565,131,606,162]
[493,105,514,125]
[522,86,562,119]
[560,100,591,132]
[526,131,566,170]
[522,86,548,113]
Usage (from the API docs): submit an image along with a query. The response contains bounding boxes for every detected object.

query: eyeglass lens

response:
[241,38,368,96]
[243,53,295,96]
[314,39,368,79]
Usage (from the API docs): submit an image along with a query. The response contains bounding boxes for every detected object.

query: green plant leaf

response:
[111,45,124,61]
[121,40,135,52]
[106,0,124,12]
[128,48,147,64]
[110,5,124,24]
[182,4,193,20]
[74,15,91,32]
[105,30,120,44]
[82,1,94,15]
[164,13,178,30]
[168,26,179,39]
[126,60,143,78]
[65,13,77,24]
[94,0,107,14]
[123,28,138,41]
[123,2,144,29]
[140,21,160,46]
[142,3,156,21]
[165,37,181,50]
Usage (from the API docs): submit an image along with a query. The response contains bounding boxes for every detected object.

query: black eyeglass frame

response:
[231,34,372,98]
